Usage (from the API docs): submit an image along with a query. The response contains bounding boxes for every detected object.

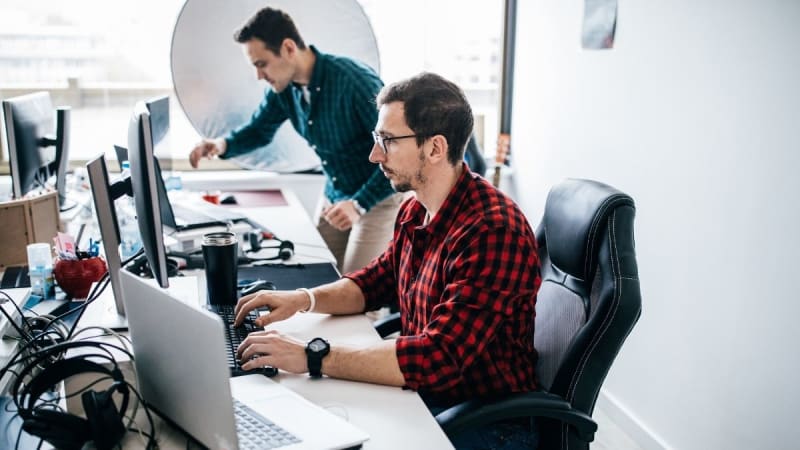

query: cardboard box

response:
[0,191,62,268]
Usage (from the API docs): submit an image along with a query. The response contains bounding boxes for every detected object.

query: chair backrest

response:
[533,178,642,415]
[464,134,487,176]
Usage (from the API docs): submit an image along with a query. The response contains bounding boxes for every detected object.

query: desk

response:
[2,187,455,449]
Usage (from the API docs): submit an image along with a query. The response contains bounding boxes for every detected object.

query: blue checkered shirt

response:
[221,46,393,211]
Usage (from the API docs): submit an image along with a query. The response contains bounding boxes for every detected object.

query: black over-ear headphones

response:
[16,356,130,450]
[246,231,295,261]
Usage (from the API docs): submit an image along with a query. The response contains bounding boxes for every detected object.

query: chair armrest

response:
[373,311,402,338]
[435,391,597,442]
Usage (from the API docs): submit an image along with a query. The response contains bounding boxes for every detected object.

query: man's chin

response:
[391,181,412,193]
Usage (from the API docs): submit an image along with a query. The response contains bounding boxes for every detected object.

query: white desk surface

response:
[2,188,455,449]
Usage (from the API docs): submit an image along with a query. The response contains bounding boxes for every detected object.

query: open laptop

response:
[119,270,369,449]
[114,144,247,231]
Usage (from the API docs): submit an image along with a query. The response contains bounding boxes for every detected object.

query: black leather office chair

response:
[374,178,642,449]
[464,134,487,177]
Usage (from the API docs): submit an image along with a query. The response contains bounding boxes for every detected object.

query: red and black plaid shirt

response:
[346,165,541,406]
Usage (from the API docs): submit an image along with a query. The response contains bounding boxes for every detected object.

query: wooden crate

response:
[0,192,62,268]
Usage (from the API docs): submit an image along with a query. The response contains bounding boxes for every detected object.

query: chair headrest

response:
[542,179,634,281]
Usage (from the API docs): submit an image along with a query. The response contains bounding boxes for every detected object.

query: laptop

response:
[115,144,248,231]
[119,270,369,450]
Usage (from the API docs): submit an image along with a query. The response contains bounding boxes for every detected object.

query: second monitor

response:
[1,91,74,211]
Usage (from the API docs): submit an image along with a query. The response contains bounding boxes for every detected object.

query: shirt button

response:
[311,144,317,150]
[322,160,327,165]
[332,177,338,182]
[316,87,321,92]
[308,120,313,125]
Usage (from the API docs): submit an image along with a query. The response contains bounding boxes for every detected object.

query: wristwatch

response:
[351,199,367,216]
[305,337,331,378]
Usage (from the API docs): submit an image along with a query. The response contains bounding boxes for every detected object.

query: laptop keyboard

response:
[233,399,302,449]
[207,304,277,377]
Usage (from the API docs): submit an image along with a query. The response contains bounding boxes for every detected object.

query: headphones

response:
[13,350,131,450]
[245,231,295,261]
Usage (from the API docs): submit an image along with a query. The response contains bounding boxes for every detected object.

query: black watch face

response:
[309,339,327,352]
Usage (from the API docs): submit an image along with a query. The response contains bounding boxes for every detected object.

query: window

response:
[1,0,503,171]
[0,0,187,171]
[360,0,504,155]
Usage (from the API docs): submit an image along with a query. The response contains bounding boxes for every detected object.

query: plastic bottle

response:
[165,171,183,191]
[27,243,55,299]
[117,161,142,260]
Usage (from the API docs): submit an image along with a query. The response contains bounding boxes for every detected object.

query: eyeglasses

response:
[371,131,427,154]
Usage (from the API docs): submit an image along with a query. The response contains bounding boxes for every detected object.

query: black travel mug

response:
[202,232,238,305]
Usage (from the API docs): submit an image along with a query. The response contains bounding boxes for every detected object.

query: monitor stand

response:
[59,197,78,213]
[79,293,128,331]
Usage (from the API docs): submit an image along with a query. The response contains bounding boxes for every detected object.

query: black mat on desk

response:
[237,263,340,290]
[1,265,30,289]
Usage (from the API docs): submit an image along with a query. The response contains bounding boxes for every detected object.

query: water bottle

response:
[118,212,142,260]
[27,243,55,299]
[165,171,183,191]
[116,163,142,260]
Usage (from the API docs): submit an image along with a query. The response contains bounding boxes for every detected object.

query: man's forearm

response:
[306,278,366,315]
[323,339,405,387]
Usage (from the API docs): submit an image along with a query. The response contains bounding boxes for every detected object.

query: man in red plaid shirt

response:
[236,72,541,447]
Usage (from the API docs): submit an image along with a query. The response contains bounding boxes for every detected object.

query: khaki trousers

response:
[315,193,406,274]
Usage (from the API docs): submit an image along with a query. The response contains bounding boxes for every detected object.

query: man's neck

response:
[416,163,464,221]
[292,48,317,85]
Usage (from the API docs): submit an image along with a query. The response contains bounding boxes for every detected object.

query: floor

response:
[592,405,643,450]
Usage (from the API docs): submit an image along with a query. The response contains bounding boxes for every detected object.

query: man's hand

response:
[322,200,362,231]
[233,289,311,327]
[237,330,308,373]
[189,137,226,168]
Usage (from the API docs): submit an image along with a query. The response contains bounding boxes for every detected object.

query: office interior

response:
[1,1,799,449]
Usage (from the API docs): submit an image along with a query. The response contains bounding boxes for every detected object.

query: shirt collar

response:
[307,45,325,94]
[400,162,476,235]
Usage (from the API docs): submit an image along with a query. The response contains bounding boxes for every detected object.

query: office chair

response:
[464,134,487,177]
[374,178,642,449]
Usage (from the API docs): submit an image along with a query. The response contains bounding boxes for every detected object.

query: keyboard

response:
[233,399,301,450]
[206,303,278,377]
[1,265,30,289]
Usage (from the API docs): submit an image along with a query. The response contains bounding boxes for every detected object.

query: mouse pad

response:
[238,263,340,290]
[221,190,288,207]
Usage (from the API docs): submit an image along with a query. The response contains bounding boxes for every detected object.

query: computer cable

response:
[41,245,143,341]
[7,340,156,450]
[0,290,38,342]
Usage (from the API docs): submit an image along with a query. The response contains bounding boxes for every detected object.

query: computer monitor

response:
[145,95,169,151]
[86,153,131,330]
[1,92,75,211]
[83,102,171,330]
[128,101,170,288]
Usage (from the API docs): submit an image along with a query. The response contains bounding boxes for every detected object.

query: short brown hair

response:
[234,7,306,54]
[376,72,473,165]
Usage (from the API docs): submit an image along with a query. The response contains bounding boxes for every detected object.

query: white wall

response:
[511,1,800,449]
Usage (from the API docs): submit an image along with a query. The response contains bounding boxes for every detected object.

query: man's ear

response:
[427,134,449,163]
[281,38,297,57]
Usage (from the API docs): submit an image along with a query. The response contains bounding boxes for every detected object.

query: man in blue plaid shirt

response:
[189,7,402,273]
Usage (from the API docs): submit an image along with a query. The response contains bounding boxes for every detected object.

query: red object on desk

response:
[53,257,107,299]
[202,191,221,204]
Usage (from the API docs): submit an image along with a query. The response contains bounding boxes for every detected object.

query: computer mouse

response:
[254,366,279,377]
[220,194,238,205]
[240,280,276,297]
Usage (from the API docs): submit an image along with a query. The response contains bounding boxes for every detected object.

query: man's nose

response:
[368,142,384,163]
